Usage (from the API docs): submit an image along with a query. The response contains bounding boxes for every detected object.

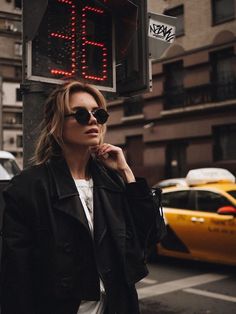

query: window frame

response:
[213,123,236,161]
[123,95,143,117]
[212,0,235,26]
[14,0,22,10]
[14,41,22,56]
[16,88,22,102]
[163,60,184,109]
[164,5,184,37]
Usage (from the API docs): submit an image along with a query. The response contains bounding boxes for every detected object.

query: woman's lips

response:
[85,128,99,135]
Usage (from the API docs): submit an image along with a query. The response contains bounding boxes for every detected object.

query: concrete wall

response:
[2,82,22,106]
[0,0,21,14]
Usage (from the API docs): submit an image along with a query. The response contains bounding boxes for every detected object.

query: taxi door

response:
[162,189,236,265]
[161,190,209,256]
[190,189,236,265]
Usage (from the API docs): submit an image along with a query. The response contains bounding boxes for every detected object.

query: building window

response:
[165,5,184,36]
[165,141,187,178]
[3,112,22,125]
[213,124,236,161]
[212,0,235,25]
[0,18,6,31]
[14,0,22,9]
[14,42,22,56]
[126,136,144,167]
[16,135,23,148]
[15,66,22,79]
[210,47,236,101]
[164,61,184,109]
[0,19,22,33]
[123,95,143,117]
[16,88,22,102]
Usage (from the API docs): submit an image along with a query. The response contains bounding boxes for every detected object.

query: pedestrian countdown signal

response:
[26,0,114,91]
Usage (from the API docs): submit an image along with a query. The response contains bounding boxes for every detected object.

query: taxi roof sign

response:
[186,168,235,186]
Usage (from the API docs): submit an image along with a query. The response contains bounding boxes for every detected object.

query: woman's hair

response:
[31,80,107,165]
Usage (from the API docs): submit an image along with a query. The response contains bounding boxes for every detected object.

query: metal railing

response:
[164,80,236,110]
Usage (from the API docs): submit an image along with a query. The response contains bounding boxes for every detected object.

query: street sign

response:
[148,12,177,60]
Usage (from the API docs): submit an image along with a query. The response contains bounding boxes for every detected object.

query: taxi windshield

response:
[227,190,236,200]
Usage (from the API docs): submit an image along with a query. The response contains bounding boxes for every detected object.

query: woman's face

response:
[62,91,103,149]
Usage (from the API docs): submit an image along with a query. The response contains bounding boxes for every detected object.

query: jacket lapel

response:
[91,161,126,256]
[46,157,90,233]
[46,156,126,256]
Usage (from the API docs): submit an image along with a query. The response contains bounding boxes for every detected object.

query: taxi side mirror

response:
[217,206,236,216]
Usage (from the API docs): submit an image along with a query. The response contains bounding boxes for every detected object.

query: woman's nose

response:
[88,112,98,124]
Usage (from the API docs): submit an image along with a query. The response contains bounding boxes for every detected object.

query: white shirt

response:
[74,178,106,314]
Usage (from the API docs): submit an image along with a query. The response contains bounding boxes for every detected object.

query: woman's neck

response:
[63,146,91,180]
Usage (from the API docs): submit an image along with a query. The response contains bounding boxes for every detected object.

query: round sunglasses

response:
[65,107,109,125]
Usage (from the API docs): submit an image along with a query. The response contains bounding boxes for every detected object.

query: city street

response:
[137,257,236,314]
[0,0,236,313]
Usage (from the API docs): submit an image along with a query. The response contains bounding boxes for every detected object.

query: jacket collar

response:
[46,155,125,253]
[46,156,123,200]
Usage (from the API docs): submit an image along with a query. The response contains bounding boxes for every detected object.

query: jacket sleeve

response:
[125,178,158,250]
[0,185,35,314]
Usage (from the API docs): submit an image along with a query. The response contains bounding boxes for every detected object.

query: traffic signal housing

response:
[23,0,150,95]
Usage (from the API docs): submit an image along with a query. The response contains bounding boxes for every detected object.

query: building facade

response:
[0,0,22,167]
[106,0,236,185]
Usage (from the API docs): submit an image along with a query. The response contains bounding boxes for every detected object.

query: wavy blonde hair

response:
[31,80,107,165]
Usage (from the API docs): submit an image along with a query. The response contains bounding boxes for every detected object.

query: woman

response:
[0,81,158,314]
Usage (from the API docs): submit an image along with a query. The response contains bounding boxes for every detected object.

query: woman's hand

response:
[90,144,136,183]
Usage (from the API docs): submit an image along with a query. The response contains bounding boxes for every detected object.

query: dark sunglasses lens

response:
[75,108,90,125]
[94,109,109,124]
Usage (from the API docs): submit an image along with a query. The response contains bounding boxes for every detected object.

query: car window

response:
[0,158,20,179]
[195,190,232,213]
[0,164,10,179]
[227,190,236,200]
[162,191,192,209]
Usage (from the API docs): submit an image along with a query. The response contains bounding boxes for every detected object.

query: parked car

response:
[0,151,21,270]
[156,168,236,266]
[0,150,21,180]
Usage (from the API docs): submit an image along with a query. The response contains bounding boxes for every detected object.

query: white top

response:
[74,178,106,314]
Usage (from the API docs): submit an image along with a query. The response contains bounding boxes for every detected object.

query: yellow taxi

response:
[156,168,236,266]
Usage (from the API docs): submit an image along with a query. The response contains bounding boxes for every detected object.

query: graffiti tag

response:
[148,18,175,43]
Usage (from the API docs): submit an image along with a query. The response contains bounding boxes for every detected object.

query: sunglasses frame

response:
[65,107,109,125]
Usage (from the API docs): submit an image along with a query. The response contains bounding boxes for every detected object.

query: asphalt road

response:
[136,257,236,314]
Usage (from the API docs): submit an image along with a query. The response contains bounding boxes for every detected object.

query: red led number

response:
[50,0,76,77]
[49,0,109,82]
[81,6,108,81]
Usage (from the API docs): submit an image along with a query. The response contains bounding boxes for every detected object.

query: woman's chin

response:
[85,138,100,146]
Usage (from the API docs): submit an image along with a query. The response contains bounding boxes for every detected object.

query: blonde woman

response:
[1,81,158,314]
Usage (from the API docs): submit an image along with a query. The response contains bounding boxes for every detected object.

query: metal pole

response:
[22,0,54,167]
[0,76,3,150]
[21,82,53,168]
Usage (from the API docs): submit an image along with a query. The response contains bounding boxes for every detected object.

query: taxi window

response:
[162,191,191,209]
[227,190,236,200]
[195,191,232,213]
